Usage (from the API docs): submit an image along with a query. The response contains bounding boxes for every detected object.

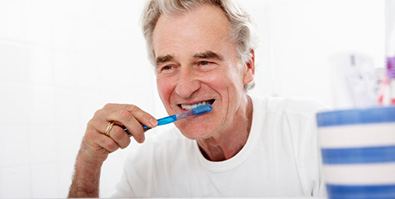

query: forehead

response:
[152,5,233,59]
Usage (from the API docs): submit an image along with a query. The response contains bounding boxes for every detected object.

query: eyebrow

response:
[155,50,223,65]
[193,51,223,61]
[156,55,175,65]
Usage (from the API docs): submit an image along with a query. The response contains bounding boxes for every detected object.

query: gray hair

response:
[141,0,255,66]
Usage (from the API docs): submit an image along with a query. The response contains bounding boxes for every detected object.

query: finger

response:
[89,119,130,144]
[90,118,130,138]
[107,125,131,149]
[123,105,157,128]
[96,133,120,153]
[94,103,129,121]
[100,104,157,129]
[102,103,122,111]
[97,104,157,131]
[123,127,133,137]
[107,110,146,143]
[94,104,156,142]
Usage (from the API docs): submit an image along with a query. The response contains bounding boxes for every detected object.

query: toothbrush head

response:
[191,104,212,115]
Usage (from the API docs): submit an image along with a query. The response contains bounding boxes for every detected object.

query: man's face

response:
[152,5,253,139]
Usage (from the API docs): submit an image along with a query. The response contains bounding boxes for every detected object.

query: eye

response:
[162,65,173,71]
[198,60,210,66]
[157,64,176,74]
[195,60,217,71]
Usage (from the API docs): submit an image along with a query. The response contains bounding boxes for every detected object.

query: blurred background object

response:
[317,106,395,199]
[317,2,395,198]
[329,53,378,108]
[386,0,395,105]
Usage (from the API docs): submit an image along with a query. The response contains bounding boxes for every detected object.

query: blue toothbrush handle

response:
[123,104,212,136]
[142,115,177,130]
[124,115,178,136]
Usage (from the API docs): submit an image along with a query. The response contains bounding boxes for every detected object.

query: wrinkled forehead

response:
[152,5,234,61]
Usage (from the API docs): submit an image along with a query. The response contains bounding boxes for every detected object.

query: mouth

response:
[177,99,215,111]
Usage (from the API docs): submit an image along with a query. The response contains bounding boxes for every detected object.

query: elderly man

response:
[68,0,323,197]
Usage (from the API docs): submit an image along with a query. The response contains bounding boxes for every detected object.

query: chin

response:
[176,122,212,140]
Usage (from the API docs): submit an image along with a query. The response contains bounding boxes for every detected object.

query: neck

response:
[197,95,253,161]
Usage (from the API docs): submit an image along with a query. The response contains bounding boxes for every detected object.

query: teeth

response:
[180,101,209,111]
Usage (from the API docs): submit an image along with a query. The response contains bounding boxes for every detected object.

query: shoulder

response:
[251,96,325,195]
[252,96,324,117]
[251,95,324,155]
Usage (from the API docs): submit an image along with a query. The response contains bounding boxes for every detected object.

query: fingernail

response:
[149,118,157,127]
[137,136,145,143]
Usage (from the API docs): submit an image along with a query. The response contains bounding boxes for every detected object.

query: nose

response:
[174,67,200,98]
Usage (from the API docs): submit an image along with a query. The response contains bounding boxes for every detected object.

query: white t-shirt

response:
[112,97,324,197]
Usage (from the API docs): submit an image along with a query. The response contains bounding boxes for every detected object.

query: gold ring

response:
[104,122,114,137]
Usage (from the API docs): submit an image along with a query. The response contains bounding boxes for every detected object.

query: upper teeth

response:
[181,101,209,111]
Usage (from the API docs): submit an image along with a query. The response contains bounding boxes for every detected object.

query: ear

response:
[243,49,255,86]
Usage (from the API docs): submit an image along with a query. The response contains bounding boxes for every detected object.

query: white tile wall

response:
[0,0,155,197]
[0,42,30,86]
[0,0,27,41]
[28,124,57,165]
[0,165,31,198]
[31,164,58,198]
[0,125,30,168]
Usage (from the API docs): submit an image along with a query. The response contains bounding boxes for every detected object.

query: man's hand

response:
[68,103,157,197]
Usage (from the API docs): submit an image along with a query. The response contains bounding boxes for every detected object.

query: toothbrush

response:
[123,104,212,135]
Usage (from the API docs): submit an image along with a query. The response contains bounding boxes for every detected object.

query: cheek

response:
[156,78,173,103]
[207,67,244,91]
[204,69,231,89]
[227,67,246,92]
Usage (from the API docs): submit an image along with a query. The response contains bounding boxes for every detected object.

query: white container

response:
[317,106,395,199]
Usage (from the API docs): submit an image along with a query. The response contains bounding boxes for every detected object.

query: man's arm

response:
[68,146,104,197]
[67,104,157,197]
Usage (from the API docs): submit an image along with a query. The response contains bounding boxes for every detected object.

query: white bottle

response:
[387,29,395,105]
